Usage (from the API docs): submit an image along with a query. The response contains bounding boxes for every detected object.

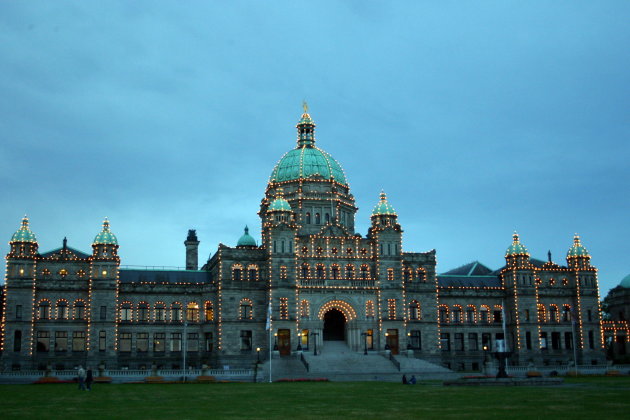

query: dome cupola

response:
[268,193,292,213]
[372,191,397,217]
[10,215,37,244]
[93,218,118,245]
[505,232,529,257]
[237,226,257,248]
[567,234,589,258]
[620,273,630,289]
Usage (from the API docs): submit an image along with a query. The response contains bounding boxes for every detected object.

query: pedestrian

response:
[86,367,94,391]
[77,365,86,391]
[402,374,408,385]
[409,375,416,385]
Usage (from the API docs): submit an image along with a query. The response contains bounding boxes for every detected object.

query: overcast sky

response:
[1,1,628,294]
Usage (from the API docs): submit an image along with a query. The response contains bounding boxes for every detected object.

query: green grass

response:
[1,377,629,419]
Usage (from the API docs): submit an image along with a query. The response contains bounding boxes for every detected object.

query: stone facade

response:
[1,110,606,371]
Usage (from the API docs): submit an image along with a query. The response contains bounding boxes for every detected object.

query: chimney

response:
[184,229,200,270]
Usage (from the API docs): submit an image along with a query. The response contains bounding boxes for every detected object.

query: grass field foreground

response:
[1,377,629,419]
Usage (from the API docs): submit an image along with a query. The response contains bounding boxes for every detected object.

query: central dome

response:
[268,109,348,186]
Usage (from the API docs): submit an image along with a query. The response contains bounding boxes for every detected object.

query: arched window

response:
[365,300,375,318]
[187,302,199,322]
[416,267,427,282]
[409,300,420,320]
[38,300,51,320]
[120,302,133,322]
[232,264,243,281]
[74,300,86,320]
[305,212,311,224]
[387,268,394,281]
[562,304,572,322]
[439,305,449,323]
[300,300,310,319]
[549,305,558,322]
[280,266,287,279]
[315,213,321,224]
[240,299,253,320]
[154,302,166,322]
[452,306,463,323]
[57,300,69,320]
[171,302,182,322]
[204,302,214,322]
[404,268,412,282]
[331,264,340,280]
[316,264,325,279]
[537,304,546,323]
[466,305,476,323]
[360,265,370,280]
[345,264,355,279]
[138,302,150,322]
[247,265,258,281]
[301,263,309,278]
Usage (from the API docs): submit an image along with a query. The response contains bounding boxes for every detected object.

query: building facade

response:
[1,110,606,371]
[603,275,630,362]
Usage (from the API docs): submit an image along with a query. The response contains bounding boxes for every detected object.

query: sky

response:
[1,1,628,295]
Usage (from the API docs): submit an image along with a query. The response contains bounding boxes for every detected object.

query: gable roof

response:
[119,269,211,284]
[439,261,501,288]
[40,246,91,259]
[441,261,493,276]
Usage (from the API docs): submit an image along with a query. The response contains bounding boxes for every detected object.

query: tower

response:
[185,230,200,270]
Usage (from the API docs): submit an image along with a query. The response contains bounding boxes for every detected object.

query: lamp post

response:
[407,332,412,350]
[182,320,188,382]
[256,347,261,364]
[361,332,368,355]
[297,332,303,351]
[273,333,278,351]
[384,332,390,351]
[311,332,319,356]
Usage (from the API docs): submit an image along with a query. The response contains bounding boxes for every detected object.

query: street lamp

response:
[311,332,319,356]
[297,332,303,351]
[361,332,368,355]
[256,347,261,363]
[384,332,390,351]
[407,332,412,350]
[273,333,278,351]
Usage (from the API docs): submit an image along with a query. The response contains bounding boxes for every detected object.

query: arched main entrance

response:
[323,309,345,341]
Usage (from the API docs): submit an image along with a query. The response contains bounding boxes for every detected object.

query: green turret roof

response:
[505,232,529,256]
[620,273,630,288]
[93,218,118,245]
[268,196,292,212]
[372,191,397,216]
[10,216,37,243]
[237,226,257,247]
[567,234,589,258]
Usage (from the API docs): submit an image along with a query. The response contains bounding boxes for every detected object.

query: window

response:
[387,268,394,281]
[280,266,287,279]
[316,265,325,279]
[440,333,450,351]
[155,303,166,322]
[525,309,530,321]
[325,213,330,224]
[360,265,369,280]
[232,265,243,281]
[388,299,396,320]
[454,333,464,351]
[550,305,558,322]
[410,330,421,350]
[74,301,86,320]
[98,331,106,351]
[493,310,502,323]
[367,329,374,349]
[540,332,548,349]
[315,213,321,224]
[468,333,478,351]
[280,298,289,320]
[188,333,199,352]
[466,306,476,323]
[537,304,546,323]
[171,333,182,352]
[72,331,86,352]
[121,303,133,322]
[240,330,252,351]
[205,333,213,352]
[248,265,258,281]
[480,306,489,323]
[404,268,412,282]
[346,265,355,279]
[439,307,449,323]
[100,306,107,320]
[15,305,22,320]
[416,268,426,282]
[154,333,165,352]
[409,301,420,320]
[119,333,132,352]
[300,300,310,319]
[136,333,148,352]
[564,332,573,349]
[57,301,69,320]
[186,302,199,322]
[301,263,309,278]
[13,330,21,352]
[551,332,561,350]
[452,307,462,323]
[526,331,532,350]
[204,302,214,322]
[138,303,150,322]
[36,331,50,352]
[482,333,492,351]
[171,303,182,322]
[588,330,594,349]
[305,212,311,224]
[365,300,375,319]
[562,305,571,322]
[331,265,340,280]
[55,331,68,352]
[38,301,51,320]
[587,310,592,322]
[240,299,253,320]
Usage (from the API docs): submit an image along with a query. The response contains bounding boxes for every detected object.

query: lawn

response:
[0,377,629,419]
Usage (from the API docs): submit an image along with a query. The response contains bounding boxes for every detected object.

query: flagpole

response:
[266,302,272,383]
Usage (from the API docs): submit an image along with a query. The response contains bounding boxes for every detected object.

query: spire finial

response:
[63,237,67,250]
[244,225,249,234]
[574,233,580,244]
[548,250,552,263]
[513,231,519,242]
[302,100,308,113]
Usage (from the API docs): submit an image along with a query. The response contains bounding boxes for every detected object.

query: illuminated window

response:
[537,304,546,323]
[300,300,310,319]
[55,331,68,352]
[466,306,476,323]
[280,266,287,279]
[301,263,309,278]
[248,265,258,281]
[360,265,369,279]
[562,305,572,322]
[38,301,51,320]
[316,264,325,279]
[416,268,426,282]
[72,331,86,352]
[138,302,150,322]
[240,299,253,320]
[452,306,462,323]
[204,302,214,322]
[409,300,420,320]
[57,301,69,320]
[186,302,199,322]
[388,299,396,320]
[387,268,394,281]
[232,264,243,281]
[331,264,340,279]
[154,333,165,352]
[280,298,289,320]
[345,264,355,279]
[171,303,182,322]
[36,331,50,352]
[549,305,558,322]
[154,303,166,322]
[74,301,86,320]
[365,300,375,319]
[439,306,449,323]
[120,303,133,322]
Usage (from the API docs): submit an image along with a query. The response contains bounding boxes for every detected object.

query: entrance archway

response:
[323,309,345,341]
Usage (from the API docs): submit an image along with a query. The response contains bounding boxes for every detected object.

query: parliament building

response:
[1,109,606,372]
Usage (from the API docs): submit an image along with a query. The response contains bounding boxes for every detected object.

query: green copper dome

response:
[269,196,292,212]
[237,226,257,247]
[567,234,589,258]
[372,191,397,216]
[620,273,630,288]
[269,110,348,186]
[11,216,37,243]
[93,218,118,245]
[506,232,529,256]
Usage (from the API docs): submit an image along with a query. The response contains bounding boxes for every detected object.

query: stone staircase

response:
[258,341,457,382]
